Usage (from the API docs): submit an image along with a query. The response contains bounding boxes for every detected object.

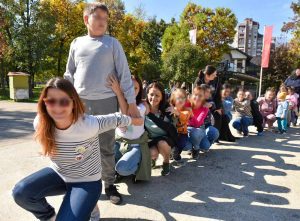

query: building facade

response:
[233,18,263,57]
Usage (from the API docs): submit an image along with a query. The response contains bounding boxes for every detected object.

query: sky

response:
[123,0,294,39]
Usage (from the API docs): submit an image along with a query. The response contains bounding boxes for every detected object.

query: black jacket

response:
[146,111,179,147]
[250,100,263,125]
[194,73,222,110]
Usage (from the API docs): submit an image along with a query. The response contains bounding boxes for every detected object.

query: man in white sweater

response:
[64,2,139,205]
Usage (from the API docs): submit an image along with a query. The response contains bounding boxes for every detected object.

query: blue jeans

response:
[185,127,206,151]
[12,167,101,221]
[276,117,288,132]
[115,142,141,176]
[232,116,253,135]
[200,126,220,150]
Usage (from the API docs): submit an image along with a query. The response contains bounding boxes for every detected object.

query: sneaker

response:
[105,185,122,205]
[200,148,210,153]
[161,162,170,176]
[257,132,263,136]
[172,159,186,167]
[191,149,199,159]
[90,205,100,221]
[186,150,192,155]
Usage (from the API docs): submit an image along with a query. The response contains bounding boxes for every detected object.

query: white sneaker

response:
[90,204,100,221]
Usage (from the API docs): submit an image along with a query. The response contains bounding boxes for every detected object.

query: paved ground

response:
[1,100,300,221]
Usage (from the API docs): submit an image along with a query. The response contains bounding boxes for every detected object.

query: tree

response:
[139,18,167,81]
[39,0,86,77]
[162,42,208,83]
[0,0,49,95]
[162,3,237,63]
[99,0,126,37]
[263,45,295,91]
[282,1,300,67]
[113,14,147,76]
[0,6,8,90]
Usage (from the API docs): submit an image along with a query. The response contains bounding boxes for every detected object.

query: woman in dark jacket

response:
[145,82,178,176]
[194,65,231,141]
[285,69,300,102]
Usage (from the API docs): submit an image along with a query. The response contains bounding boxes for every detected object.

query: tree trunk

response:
[0,58,5,91]
[57,38,64,76]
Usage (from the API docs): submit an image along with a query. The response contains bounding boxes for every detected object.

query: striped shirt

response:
[233,99,253,118]
[34,113,131,183]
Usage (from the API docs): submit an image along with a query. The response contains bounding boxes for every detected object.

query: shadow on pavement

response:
[110,127,300,221]
[0,109,36,140]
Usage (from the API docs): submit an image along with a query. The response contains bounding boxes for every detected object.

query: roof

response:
[7,72,30,76]
[229,47,252,59]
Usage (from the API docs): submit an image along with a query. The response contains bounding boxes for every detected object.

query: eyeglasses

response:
[43,97,73,107]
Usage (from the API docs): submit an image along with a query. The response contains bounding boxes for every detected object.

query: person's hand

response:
[204,102,212,108]
[128,103,141,118]
[281,114,285,119]
[106,75,122,96]
[166,105,180,116]
[131,117,144,126]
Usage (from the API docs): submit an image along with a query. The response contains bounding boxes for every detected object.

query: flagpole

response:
[259,66,263,97]
[258,26,266,97]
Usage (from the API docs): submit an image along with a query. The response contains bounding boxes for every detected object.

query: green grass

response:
[0,86,43,103]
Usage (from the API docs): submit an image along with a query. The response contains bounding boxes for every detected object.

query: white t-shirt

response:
[34,113,131,183]
[115,103,146,140]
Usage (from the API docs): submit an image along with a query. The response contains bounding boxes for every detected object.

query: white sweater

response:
[34,113,131,183]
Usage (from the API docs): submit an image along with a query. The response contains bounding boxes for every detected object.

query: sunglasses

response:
[43,97,73,107]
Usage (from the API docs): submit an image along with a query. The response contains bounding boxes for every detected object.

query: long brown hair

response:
[35,77,85,156]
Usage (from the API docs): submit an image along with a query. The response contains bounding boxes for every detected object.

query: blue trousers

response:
[232,116,253,135]
[277,117,288,132]
[12,167,101,221]
[115,142,141,176]
[200,126,220,150]
[184,127,206,151]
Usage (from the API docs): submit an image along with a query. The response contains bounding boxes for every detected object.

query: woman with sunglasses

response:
[12,78,142,221]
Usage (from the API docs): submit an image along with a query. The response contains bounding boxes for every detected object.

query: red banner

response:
[261,26,273,68]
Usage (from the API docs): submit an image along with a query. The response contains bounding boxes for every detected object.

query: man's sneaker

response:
[90,204,100,221]
[257,132,263,136]
[191,149,199,159]
[105,185,122,205]
[161,162,170,176]
[172,159,186,167]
